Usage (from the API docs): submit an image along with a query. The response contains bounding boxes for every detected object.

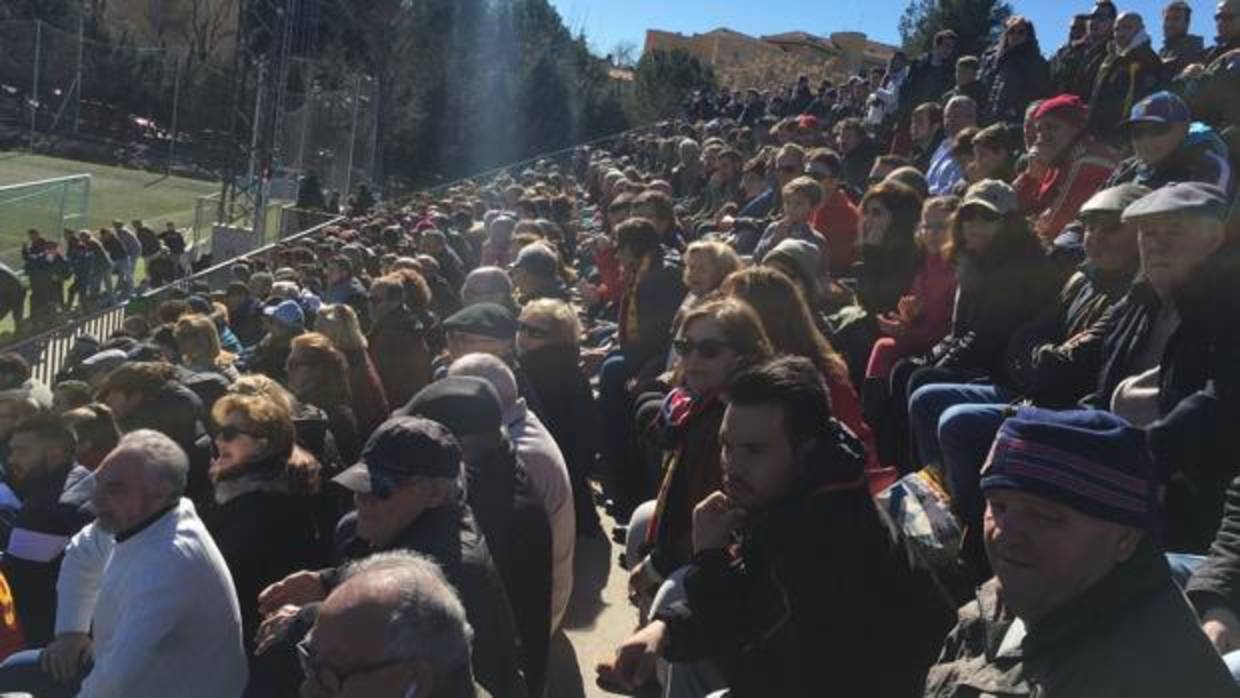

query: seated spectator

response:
[626,299,773,613]
[752,176,830,278]
[943,55,988,114]
[909,183,1146,536]
[398,377,552,695]
[509,242,569,304]
[837,118,882,195]
[981,16,1052,126]
[0,415,94,648]
[368,272,434,407]
[1107,91,1234,194]
[633,189,688,251]
[1088,12,1163,140]
[286,333,361,465]
[205,392,321,693]
[1160,0,1204,77]
[909,102,946,174]
[243,299,307,384]
[257,417,527,698]
[0,430,247,697]
[1014,94,1118,243]
[721,267,890,491]
[515,299,603,536]
[50,381,92,415]
[315,303,390,439]
[599,357,948,696]
[174,313,240,383]
[321,256,370,327]
[924,408,1237,697]
[61,403,119,470]
[968,123,1017,183]
[225,281,265,349]
[298,550,487,698]
[461,266,517,312]
[804,148,861,276]
[927,96,978,195]
[448,353,575,634]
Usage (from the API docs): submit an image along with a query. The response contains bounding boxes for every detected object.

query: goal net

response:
[0,174,91,267]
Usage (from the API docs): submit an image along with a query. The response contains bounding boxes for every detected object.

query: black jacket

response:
[121,380,213,508]
[229,298,266,349]
[856,241,920,316]
[331,501,528,698]
[1005,264,1135,407]
[622,250,686,375]
[981,41,1052,125]
[656,426,952,697]
[1,464,94,647]
[1081,247,1240,552]
[1188,470,1240,623]
[928,237,1062,386]
[1088,41,1165,138]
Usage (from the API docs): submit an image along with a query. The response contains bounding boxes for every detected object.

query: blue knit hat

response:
[979,407,1155,529]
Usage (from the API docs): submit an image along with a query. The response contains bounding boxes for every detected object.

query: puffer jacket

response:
[656,423,953,697]
[925,541,1237,697]
[981,40,1052,125]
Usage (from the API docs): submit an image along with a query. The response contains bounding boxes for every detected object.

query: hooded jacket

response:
[982,40,1053,125]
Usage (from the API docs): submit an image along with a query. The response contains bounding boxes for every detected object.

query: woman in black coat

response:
[981,16,1052,126]
[204,391,321,697]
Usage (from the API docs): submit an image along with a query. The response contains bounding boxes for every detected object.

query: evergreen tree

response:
[627,48,717,124]
[899,0,1012,58]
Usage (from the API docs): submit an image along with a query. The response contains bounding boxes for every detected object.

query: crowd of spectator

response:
[0,0,1239,696]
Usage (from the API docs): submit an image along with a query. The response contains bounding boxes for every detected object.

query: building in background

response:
[644,27,897,88]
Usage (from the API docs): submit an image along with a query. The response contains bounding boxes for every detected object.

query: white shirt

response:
[505,400,575,633]
[56,499,248,698]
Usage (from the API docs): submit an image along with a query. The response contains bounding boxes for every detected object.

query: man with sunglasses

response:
[256,416,526,698]
[299,551,489,698]
[1105,92,1234,196]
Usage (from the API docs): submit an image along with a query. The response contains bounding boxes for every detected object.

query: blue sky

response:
[547,0,1219,58]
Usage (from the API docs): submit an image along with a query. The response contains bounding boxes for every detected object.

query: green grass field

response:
[0,151,219,267]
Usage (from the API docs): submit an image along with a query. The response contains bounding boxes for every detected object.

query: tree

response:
[626,48,717,124]
[609,40,638,68]
[898,0,1012,58]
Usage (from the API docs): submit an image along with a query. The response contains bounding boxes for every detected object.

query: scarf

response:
[618,255,652,345]
[644,388,718,550]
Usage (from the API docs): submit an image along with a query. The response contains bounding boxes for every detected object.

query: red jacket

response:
[813,189,861,276]
[825,371,897,495]
[344,348,391,439]
[891,253,957,357]
[1015,137,1118,243]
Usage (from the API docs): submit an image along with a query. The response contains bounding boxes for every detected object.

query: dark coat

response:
[203,463,320,682]
[620,251,687,376]
[928,236,1062,387]
[1161,33,1206,80]
[1105,133,1235,195]
[857,241,921,316]
[981,41,1052,125]
[1188,471,1240,622]
[1081,247,1240,552]
[368,307,433,407]
[229,298,266,349]
[1004,264,1135,407]
[925,542,1238,697]
[330,501,528,698]
[1088,41,1165,137]
[121,381,213,508]
[341,348,390,439]
[657,427,952,697]
[1,464,94,647]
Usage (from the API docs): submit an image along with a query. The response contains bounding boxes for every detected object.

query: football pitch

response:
[0,151,219,266]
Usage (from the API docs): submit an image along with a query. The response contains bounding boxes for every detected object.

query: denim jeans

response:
[0,648,86,697]
[908,383,1014,468]
[598,352,644,518]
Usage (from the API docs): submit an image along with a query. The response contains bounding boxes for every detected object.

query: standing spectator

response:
[132,219,160,262]
[286,333,361,465]
[1088,12,1164,140]
[1074,2,1120,99]
[923,408,1238,697]
[243,299,306,384]
[942,56,988,113]
[110,220,140,297]
[1161,0,1205,77]
[1014,94,1118,243]
[0,261,25,335]
[97,229,126,299]
[368,272,433,407]
[225,281,266,349]
[898,31,959,137]
[159,222,187,277]
[981,16,1053,126]
[1050,13,1095,99]
[22,232,68,325]
[0,430,247,697]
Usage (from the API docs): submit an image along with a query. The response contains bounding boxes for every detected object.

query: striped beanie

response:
[979,407,1154,529]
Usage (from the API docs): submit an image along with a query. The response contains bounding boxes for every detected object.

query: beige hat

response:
[960,179,1018,216]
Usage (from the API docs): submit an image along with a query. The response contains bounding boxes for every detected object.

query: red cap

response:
[1033,94,1089,130]
[797,115,821,131]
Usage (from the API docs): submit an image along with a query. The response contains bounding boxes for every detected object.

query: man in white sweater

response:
[0,429,248,697]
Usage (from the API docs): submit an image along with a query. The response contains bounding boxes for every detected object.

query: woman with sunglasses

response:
[722,267,894,493]
[204,391,322,694]
[979,15,1051,126]
[516,299,604,535]
[626,298,773,614]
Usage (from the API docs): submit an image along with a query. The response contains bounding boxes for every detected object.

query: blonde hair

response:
[228,374,296,415]
[317,304,368,351]
[519,299,581,348]
[684,241,743,292]
[781,176,824,208]
[211,393,296,462]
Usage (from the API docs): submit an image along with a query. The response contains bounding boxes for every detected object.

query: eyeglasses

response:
[1130,122,1175,140]
[216,425,263,442]
[518,322,552,339]
[297,639,411,693]
[672,337,732,359]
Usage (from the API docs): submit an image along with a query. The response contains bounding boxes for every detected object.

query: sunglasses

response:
[1130,122,1174,140]
[518,322,551,339]
[673,337,732,359]
[216,425,263,442]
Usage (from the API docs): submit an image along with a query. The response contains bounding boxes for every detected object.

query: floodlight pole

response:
[168,52,184,175]
[74,9,84,134]
[343,73,362,200]
[30,20,42,149]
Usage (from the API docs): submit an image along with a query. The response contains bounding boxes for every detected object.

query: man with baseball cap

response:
[240,299,306,383]
[925,407,1238,696]
[255,416,527,698]
[1106,91,1234,193]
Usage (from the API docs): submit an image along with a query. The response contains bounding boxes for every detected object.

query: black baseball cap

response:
[398,376,503,438]
[442,302,518,339]
[332,416,462,496]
